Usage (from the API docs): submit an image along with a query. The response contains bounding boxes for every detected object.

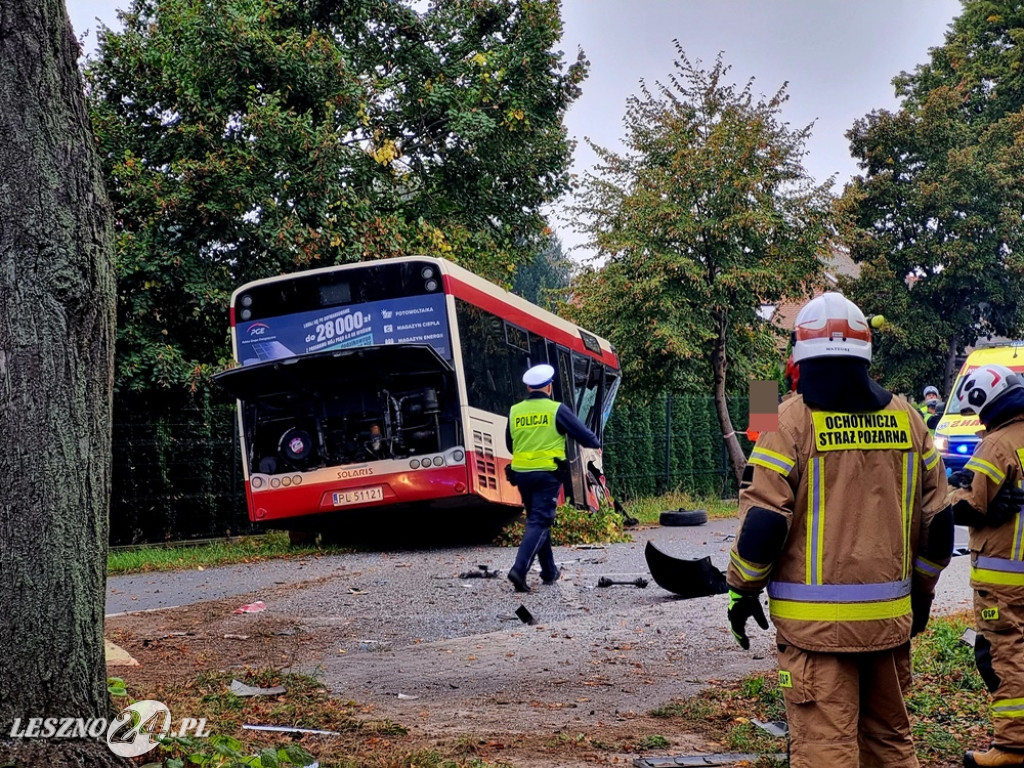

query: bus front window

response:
[217,345,460,475]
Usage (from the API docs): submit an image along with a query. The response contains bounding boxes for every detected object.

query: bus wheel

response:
[287,529,312,545]
[659,508,707,527]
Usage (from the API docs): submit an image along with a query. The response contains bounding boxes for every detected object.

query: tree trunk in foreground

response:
[0,0,122,766]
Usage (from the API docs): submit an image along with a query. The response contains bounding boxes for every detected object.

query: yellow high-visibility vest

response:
[509,398,564,471]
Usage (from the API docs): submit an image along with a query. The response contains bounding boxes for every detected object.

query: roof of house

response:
[822,248,861,281]
[764,247,862,344]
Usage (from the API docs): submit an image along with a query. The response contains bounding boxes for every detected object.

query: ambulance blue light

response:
[955,444,970,454]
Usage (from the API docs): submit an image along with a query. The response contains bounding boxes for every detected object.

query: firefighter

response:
[947,365,1024,768]
[726,292,953,768]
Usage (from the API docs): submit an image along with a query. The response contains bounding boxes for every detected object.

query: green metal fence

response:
[110,404,252,546]
[602,394,752,500]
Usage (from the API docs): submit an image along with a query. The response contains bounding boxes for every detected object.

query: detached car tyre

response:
[659,508,708,527]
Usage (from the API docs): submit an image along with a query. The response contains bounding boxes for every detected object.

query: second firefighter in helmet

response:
[727,292,953,768]
[948,364,1024,768]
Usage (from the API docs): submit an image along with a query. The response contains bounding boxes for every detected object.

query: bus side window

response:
[601,369,621,436]
[572,352,601,432]
[503,321,534,398]
[455,299,516,413]
[553,347,573,407]
[529,332,547,368]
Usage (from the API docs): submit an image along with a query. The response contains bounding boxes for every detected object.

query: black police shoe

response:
[542,568,561,585]
[507,570,531,593]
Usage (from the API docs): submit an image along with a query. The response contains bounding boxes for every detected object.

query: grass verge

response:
[649,672,787,767]
[107,531,342,576]
[620,491,738,526]
[495,491,738,547]
[116,668,510,768]
[647,612,990,768]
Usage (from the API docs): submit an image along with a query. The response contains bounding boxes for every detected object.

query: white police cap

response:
[523,364,555,388]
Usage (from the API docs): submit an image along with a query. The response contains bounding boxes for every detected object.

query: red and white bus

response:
[214,256,621,535]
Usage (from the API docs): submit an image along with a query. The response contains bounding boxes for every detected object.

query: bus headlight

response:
[410,459,420,469]
[933,436,948,452]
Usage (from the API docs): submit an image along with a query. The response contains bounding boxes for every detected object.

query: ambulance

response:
[933,342,1024,473]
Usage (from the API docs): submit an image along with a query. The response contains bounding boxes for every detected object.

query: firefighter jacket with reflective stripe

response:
[950,413,1024,604]
[509,397,565,472]
[727,394,950,653]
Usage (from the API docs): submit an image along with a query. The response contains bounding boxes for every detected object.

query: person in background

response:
[727,292,953,768]
[925,399,944,433]
[919,385,941,419]
[947,365,1024,768]
[506,364,600,593]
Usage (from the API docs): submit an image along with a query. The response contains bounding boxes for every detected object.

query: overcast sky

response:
[67,0,964,258]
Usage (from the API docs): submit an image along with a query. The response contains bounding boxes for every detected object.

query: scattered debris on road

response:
[459,564,499,579]
[233,601,267,614]
[515,605,537,626]
[596,576,649,589]
[230,679,286,697]
[242,724,340,736]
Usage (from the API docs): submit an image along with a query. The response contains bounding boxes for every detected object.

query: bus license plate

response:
[332,487,383,506]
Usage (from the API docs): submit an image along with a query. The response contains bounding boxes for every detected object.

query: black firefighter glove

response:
[728,589,769,650]
[948,468,974,490]
[911,591,933,638]
[989,483,1024,527]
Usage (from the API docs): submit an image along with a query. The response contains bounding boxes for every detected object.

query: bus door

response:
[549,345,587,508]
[574,353,613,510]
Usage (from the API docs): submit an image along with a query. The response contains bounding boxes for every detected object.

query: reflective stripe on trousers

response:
[992,698,1024,718]
[973,555,1024,587]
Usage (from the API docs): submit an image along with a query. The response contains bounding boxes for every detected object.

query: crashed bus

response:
[214,256,621,539]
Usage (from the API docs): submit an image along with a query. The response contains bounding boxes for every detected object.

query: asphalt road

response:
[105,522,973,617]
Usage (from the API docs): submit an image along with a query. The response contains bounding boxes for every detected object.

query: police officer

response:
[947,365,1024,768]
[726,292,953,768]
[919,385,941,418]
[506,363,600,593]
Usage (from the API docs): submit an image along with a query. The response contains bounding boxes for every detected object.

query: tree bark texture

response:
[0,0,122,766]
[943,335,959,397]
[710,312,746,488]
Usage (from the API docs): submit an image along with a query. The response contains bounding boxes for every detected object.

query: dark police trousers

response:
[510,470,562,582]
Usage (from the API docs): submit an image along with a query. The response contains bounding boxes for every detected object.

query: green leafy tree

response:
[85,0,586,397]
[0,1,123,766]
[564,47,834,485]
[511,233,573,310]
[840,1,1024,395]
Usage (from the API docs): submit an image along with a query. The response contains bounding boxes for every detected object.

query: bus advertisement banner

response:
[238,293,451,365]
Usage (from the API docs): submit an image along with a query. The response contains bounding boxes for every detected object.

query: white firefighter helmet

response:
[956,364,1024,416]
[791,292,872,363]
